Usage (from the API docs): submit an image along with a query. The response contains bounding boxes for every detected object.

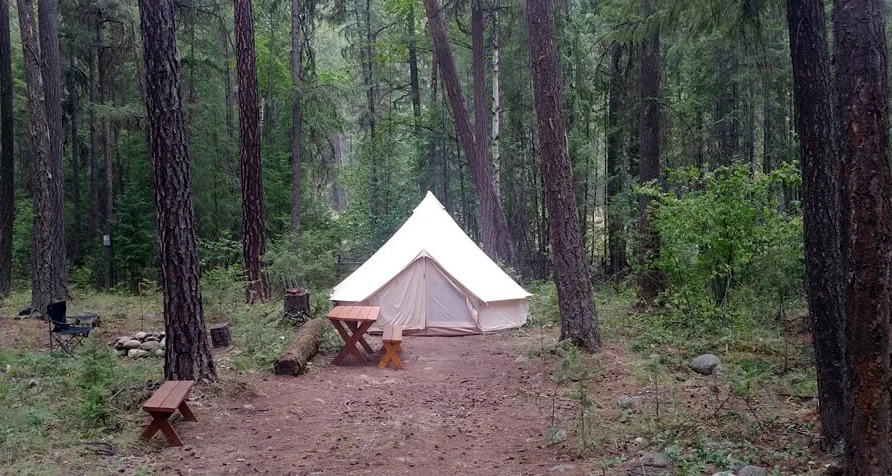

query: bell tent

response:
[331,192,531,336]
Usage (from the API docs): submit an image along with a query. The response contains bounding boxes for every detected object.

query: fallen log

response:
[273,318,329,376]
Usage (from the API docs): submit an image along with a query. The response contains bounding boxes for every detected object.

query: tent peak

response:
[414,191,446,214]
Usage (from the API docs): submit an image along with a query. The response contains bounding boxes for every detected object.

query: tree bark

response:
[290,0,304,236]
[408,5,421,137]
[423,0,517,269]
[234,0,270,304]
[89,16,99,238]
[274,318,328,376]
[0,0,12,297]
[210,323,231,348]
[138,0,217,382]
[526,0,599,351]
[490,0,501,202]
[98,20,114,289]
[18,0,62,315]
[833,0,892,471]
[637,0,663,302]
[37,0,67,301]
[68,47,82,265]
[786,0,848,453]
[606,43,628,278]
[472,0,488,205]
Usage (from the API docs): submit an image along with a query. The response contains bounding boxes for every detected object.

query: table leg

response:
[331,320,365,365]
[354,320,376,354]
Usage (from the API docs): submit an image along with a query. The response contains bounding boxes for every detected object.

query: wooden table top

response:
[326,305,380,322]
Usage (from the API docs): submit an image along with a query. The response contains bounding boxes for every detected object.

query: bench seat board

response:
[144,380,195,412]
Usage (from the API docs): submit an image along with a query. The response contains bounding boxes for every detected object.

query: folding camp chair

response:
[47,301,94,356]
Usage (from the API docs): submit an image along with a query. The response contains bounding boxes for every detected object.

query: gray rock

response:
[128,349,148,358]
[144,336,159,342]
[27,378,41,389]
[529,372,545,384]
[152,348,165,357]
[514,355,530,364]
[122,339,142,350]
[690,354,722,375]
[618,395,645,410]
[737,466,768,476]
[243,404,257,411]
[729,459,746,472]
[115,336,131,346]
[135,332,147,341]
[633,437,648,448]
[160,338,166,347]
[550,464,574,473]
[116,349,128,357]
[629,452,673,476]
[140,341,161,351]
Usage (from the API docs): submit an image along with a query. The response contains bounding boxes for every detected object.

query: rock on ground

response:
[629,452,673,476]
[617,394,645,410]
[737,466,768,476]
[128,349,148,358]
[690,354,721,375]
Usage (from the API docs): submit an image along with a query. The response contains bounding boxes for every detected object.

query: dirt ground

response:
[133,334,593,476]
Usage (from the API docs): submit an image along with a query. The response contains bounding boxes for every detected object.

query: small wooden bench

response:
[379,324,403,370]
[140,380,197,446]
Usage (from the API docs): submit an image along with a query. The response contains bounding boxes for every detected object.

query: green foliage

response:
[528,281,560,328]
[642,164,804,325]
[229,304,295,372]
[74,337,117,430]
[264,227,341,292]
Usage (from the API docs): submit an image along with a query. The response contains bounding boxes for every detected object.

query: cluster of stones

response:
[112,331,166,358]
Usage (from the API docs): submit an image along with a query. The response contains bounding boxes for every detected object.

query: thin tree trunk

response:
[637,0,663,302]
[38,0,67,299]
[18,0,61,314]
[527,0,599,351]
[290,0,304,236]
[423,0,517,268]
[786,0,847,454]
[0,0,12,296]
[223,22,235,144]
[98,21,114,289]
[490,0,501,202]
[68,47,82,265]
[408,5,421,137]
[606,43,628,277]
[833,0,892,471]
[89,17,99,238]
[234,0,270,304]
[138,0,217,382]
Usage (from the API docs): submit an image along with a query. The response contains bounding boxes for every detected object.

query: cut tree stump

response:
[284,289,313,324]
[210,323,231,348]
[274,318,329,376]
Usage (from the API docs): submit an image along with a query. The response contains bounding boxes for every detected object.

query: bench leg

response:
[141,411,183,446]
[178,401,198,422]
[379,343,403,370]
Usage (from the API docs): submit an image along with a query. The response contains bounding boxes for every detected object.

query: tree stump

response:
[284,289,313,324]
[210,323,231,348]
[274,318,329,376]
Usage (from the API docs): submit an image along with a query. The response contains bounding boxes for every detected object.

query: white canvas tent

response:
[331,192,530,336]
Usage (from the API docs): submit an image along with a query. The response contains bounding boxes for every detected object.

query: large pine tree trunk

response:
[37,0,67,301]
[18,0,62,315]
[606,43,628,278]
[138,0,217,382]
[0,0,12,297]
[490,0,501,202]
[526,0,599,352]
[785,0,847,454]
[423,0,517,269]
[833,0,892,471]
[290,0,304,237]
[637,0,663,302]
[472,0,488,204]
[234,0,270,304]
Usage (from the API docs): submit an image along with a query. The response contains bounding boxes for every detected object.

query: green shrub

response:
[74,338,117,430]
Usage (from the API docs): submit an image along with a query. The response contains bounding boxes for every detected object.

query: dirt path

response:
[143,335,589,476]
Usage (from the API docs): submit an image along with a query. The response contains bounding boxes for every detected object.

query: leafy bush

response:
[643,164,804,325]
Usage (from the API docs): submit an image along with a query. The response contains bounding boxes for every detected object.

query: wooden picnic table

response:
[326,305,380,365]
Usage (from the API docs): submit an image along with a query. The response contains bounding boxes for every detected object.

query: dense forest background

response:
[0,0,835,300]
